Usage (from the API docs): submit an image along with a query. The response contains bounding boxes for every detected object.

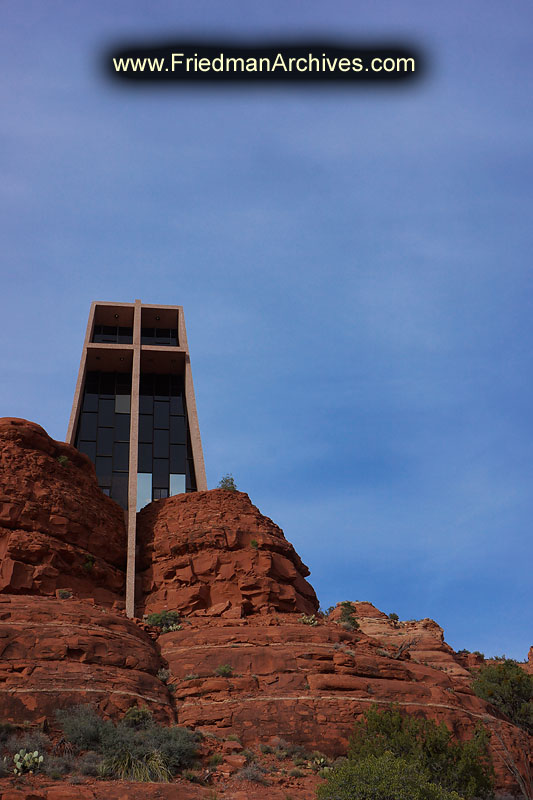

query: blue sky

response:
[1,2,532,659]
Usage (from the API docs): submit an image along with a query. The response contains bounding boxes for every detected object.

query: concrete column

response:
[125,299,142,618]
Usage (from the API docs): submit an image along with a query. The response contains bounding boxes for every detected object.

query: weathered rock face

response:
[0,418,126,606]
[0,595,174,725]
[136,489,319,618]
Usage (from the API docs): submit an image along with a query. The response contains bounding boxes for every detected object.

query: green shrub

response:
[42,753,75,777]
[122,706,154,730]
[57,455,69,467]
[184,673,199,681]
[217,474,237,491]
[100,748,171,782]
[214,664,233,677]
[82,555,95,572]
[250,539,258,549]
[389,612,400,622]
[0,723,16,746]
[208,753,223,767]
[56,705,106,751]
[77,751,103,776]
[58,589,72,599]
[472,659,533,734]
[317,753,466,800]
[289,767,304,777]
[144,610,181,633]
[339,602,359,631]
[347,705,493,799]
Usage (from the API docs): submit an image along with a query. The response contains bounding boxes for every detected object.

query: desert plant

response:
[214,664,233,677]
[57,455,69,467]
[100,747,172,782]
[42,753,75,778]
[299,613,319,626]
[473,660,533,734]
[347,705,493,799]
[122,706,154,730]
[250,539,258,549]
[208,753,223,767]
[317,752,466,800]
[157,668,170,683]
[217,474,237,491]
[184,673,199,681]
[55,705,106,751]
[237,761,268,784]
[13,749,44,775]
[77,750,103,776]
[82,555,95,572]
[58,589,72,599]
[339,601,359,631]
[144,610,181,633]
[389,612,400,622]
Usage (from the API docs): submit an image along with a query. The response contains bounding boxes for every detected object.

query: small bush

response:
[157,668,170,683]
[250,539,258,549]
[289,767,304,777]
[6,730,51,757]
[0,722,16,745]
[42,753,75,777]
[209,753,223,767]
[145,610,181,633]
[182,768,204,783]
[100,748,172,782]
[237,762,268,784]
[82,555,95,572]
[339,601,359,631]
[389,612,400,622]
[259,743,273,754]
[58,589,72,599]
[214,664,233,677]
[241,748,255,762]
[317,753,465,800]
[472,659,533,734]
[57,455,69,467]
[217,474,237,491]
[55,705,105,751]
[77,751,102,776]
[122,706,154,730]
[0,758,10,778]
[184,673,199,681]
[299,614,319,627]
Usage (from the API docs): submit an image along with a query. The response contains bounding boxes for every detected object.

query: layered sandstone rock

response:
[136,489,319,618]
[0,595,174,725]
[0,418,126,606]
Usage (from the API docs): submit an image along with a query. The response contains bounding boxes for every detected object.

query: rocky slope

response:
[0,418,126,606]
[0,418,530,799]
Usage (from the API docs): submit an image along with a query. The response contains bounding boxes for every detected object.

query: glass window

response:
[139,395,153,414]
[153,458,169,488]
[170,396,184,415]
[97,427,114,457]
[170,416,186,444]
[95,456,112,486]
[155,374,169,399]
[139,414,153,443]
[137,473,152,511]
[170,444,186,473]
[138,442,152,472]
[114,413,130,442]
[170,473,186,496]
[85,372,99,393]
[117,326,133,344]
[154,428,169,458]
[115,394,130,414]
[139,373,154,395]
[154,401,169,429]
[82,393,98,412]
[113,442,129,471]
[99,373,115,397]
[79,412,97,441]
[98,398,115,427]
[111,473,128,509]
[78,440,96,462]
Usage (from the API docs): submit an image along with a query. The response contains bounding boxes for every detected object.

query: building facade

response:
[67,300,207,616]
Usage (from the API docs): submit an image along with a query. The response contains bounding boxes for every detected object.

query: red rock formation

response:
[136,489,319,618]
[0,418,126,606]
[0,595,174,725]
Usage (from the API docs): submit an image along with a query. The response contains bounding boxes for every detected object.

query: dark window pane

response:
[170,329,178,346]
[82,393,98,412]
[117,327,133,344]
[99,373,115,397]
[97,427,114,456]
[98,398,115,427]
[159,488,168,499]
[85,372,99,393]
[141,327,155,344]
[170,416,186,444]
[170,395,184,415]
[139,395,153,414]
[170,444,186,473]
[139,373,154,395]
[102,487,110,496]
[139,415,153,443]
[154,401,169,429]
[116,373,132,392]
[155,374,169,399]
[111,473,128,509]
[114,413,130,441]
[113,442,129,471]
[154,429,169,458]
[153,458,169,488]
[170,375,183,396]
[138,443,152,472]
[96,456,112,486]
[78,440,96,462]
[78,412,97,441]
